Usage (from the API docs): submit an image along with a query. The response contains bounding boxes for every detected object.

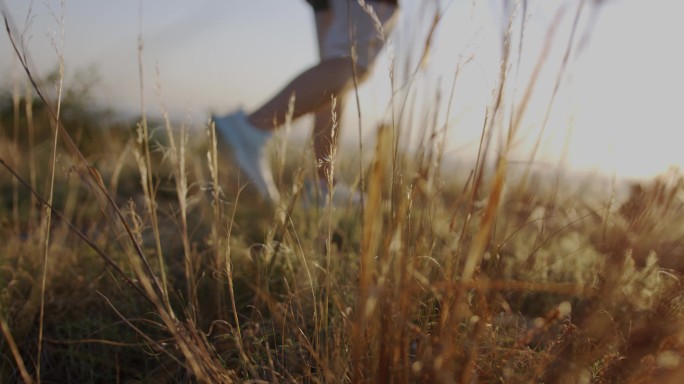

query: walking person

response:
[213,0,399,205]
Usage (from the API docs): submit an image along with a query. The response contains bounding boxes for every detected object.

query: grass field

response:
[2,2,684,383]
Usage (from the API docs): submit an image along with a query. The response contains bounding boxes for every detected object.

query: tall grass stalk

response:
[275,93,296,189]
[135,1,170,310]
[156,67,197,317]
[350,3,365,219]
[25,83,37,225]
[207,121,227,319]
[37,2,66,380]
[11,68,20,233]
[0,303,34,384]
[206,118,256,378]
[321,94,338,371]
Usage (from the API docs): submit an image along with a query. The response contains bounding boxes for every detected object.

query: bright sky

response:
[1,0,682,181]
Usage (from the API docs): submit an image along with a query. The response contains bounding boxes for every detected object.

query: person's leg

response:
[247,57,354,131]
[247,0,398,134]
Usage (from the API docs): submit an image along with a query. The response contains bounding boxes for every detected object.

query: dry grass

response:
[2,1,684,383]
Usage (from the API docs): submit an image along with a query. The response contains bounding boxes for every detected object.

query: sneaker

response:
[213,110,280,203]
[304,178,364,208]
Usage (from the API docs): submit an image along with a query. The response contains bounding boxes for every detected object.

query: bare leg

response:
[313,95,344,181]
[247,57,354,131]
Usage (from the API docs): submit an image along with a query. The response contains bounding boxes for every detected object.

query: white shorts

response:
[314,0,398,70]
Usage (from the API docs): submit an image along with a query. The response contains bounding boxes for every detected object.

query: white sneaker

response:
[305,179,364,208]
[213,111,280,203]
